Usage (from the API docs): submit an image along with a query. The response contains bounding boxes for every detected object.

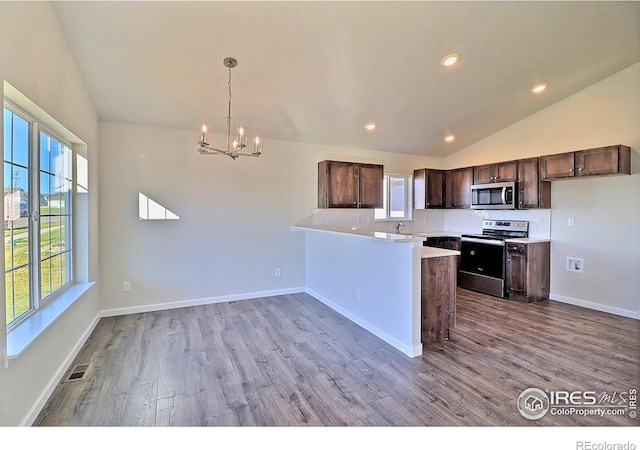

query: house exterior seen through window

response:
[375,174,413,221]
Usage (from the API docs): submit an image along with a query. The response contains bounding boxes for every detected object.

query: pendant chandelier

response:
[198,57,262,159]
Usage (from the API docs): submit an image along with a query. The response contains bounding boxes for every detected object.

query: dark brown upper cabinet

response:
[539,152,575,179]
[413,168,446,209]
[517,157,551,209]
[318,160,383,208]
[473,161,518,184]
[445,167,473,209]
[540,145,631,180]
[357,163,385,208]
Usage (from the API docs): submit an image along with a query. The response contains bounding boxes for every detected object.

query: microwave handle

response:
[501,186,508,205]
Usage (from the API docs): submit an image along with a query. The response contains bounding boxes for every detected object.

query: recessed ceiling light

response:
[441,54,459,67]
[444,135,455,143]
[531,83,547,94]
[364,122,376,131]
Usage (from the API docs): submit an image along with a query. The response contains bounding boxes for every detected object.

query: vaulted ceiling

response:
[52,1,640,157]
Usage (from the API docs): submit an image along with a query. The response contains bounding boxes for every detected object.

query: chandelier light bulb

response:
[253,133,263,155]
[200,124,208,143]
[236,122,248,149]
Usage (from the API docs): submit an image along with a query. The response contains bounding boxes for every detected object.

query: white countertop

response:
[421,247,461,259]
[505,238,551,244]
[292,225,550,245]
[291,225,426,243]
[411,232,551,243]
[404,231,465,238]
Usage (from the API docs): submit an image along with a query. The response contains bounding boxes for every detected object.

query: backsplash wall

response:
[309,207,551,238]
[443,209,552,238]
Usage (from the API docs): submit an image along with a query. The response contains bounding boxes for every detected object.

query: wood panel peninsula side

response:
[421,247,459,344]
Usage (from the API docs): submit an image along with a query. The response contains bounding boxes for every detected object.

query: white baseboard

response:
[20,312,102,427]
[99,287,306,318]
[305,288,422,358]
[549,293,639,320]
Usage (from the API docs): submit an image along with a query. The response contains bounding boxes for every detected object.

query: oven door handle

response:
[501,186,508,205]
[461,237,505,246]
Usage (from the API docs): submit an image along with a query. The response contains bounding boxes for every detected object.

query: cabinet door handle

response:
[569,168,574,172]
[578,167,584,171]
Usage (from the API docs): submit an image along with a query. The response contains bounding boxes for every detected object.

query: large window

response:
[4,105,72,327]
[375,173,413,221]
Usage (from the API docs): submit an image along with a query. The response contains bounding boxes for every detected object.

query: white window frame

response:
[3,82,93,361]
[375,173,413,221]
[4,102,74,330]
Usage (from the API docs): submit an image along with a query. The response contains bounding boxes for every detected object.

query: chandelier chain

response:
[228,66,232,114]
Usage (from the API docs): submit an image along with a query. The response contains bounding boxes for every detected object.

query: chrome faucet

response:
[395,222,405,234]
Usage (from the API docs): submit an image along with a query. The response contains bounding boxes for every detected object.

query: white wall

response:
[0,2,100,426]
[98,121,436,313]
[444,64,640,317]
[303,229,422,357]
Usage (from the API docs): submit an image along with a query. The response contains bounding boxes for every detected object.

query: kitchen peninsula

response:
[292,225,460,357]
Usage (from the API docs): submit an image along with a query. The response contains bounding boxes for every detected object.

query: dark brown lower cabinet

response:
[425,237,461,274]
[421,255,457,344]
[506,241,550,302]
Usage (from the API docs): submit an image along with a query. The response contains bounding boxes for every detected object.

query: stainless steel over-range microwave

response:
[470,181,518,209]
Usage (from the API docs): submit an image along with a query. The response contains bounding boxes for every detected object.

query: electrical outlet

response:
[356,288,361,300]
[568,217,575,227]
[123,281,131,292]
[275,268,281,277]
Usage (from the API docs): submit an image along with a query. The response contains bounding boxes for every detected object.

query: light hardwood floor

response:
[34,289,639,426]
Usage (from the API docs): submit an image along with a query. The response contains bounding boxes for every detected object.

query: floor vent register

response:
[64,363,92,382]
